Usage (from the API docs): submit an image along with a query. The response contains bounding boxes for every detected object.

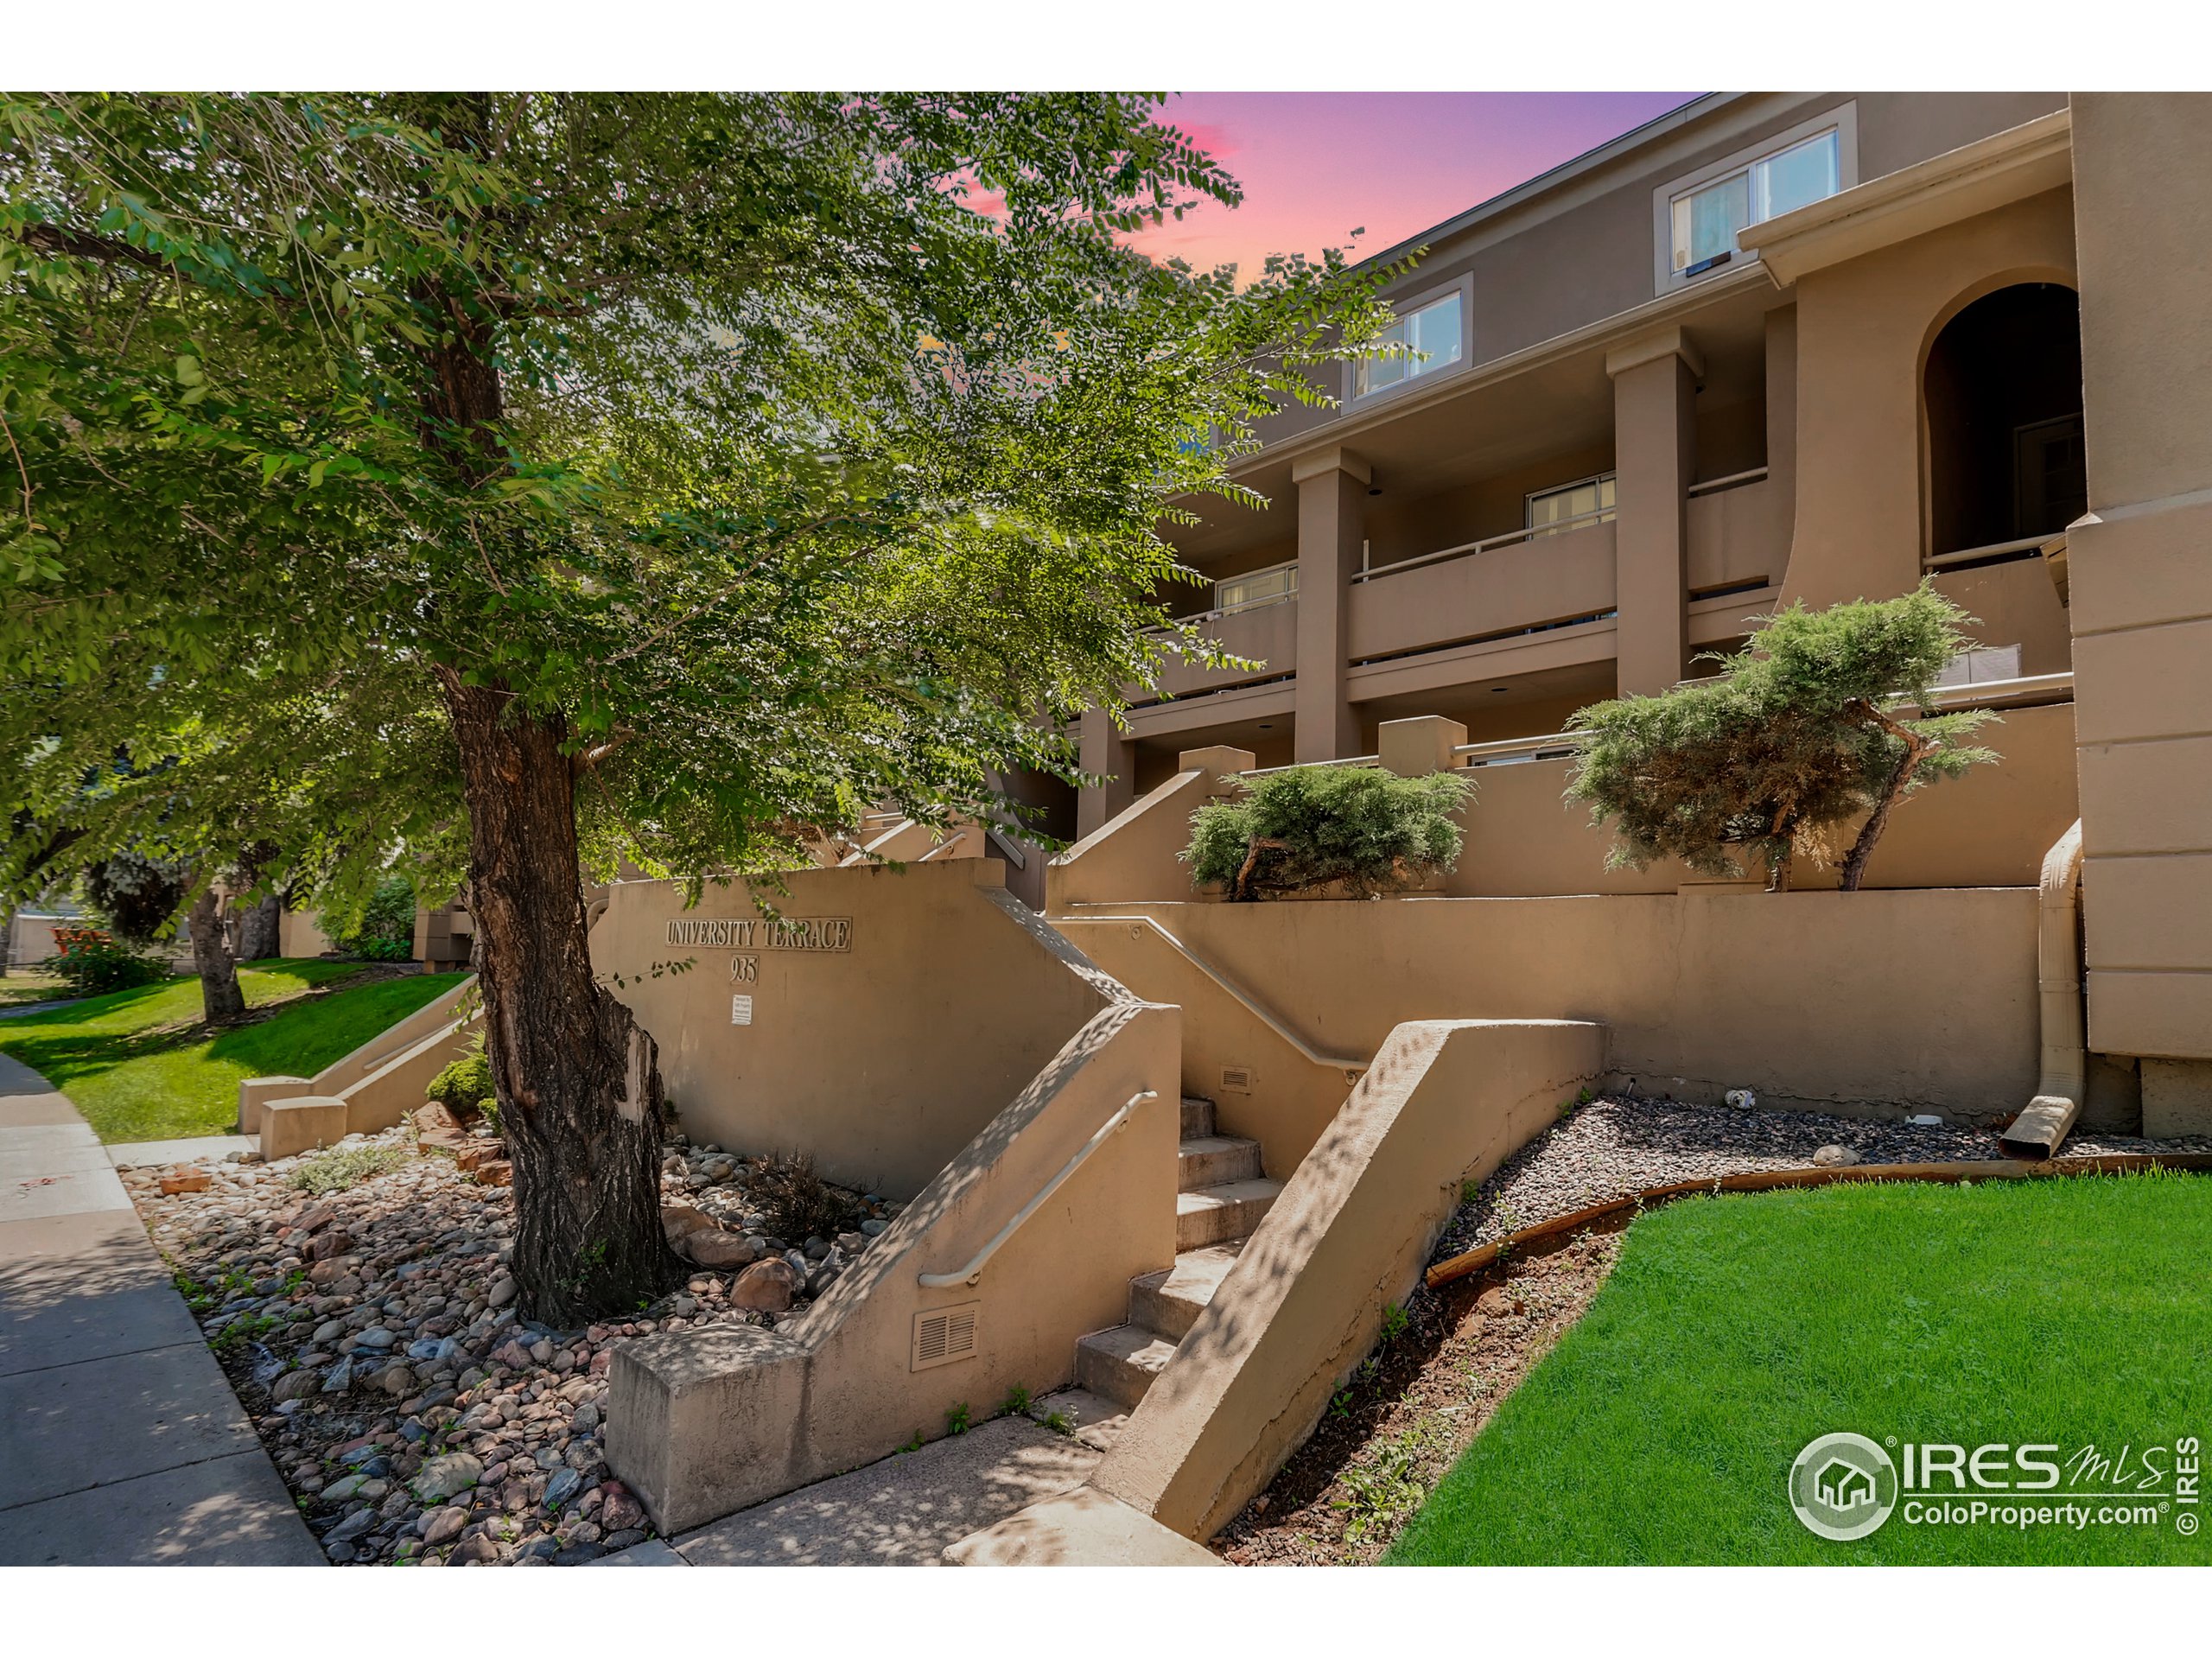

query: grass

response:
[1389,1172,2212,1566]
[0,968,71,1008]
[0,959,467,1143]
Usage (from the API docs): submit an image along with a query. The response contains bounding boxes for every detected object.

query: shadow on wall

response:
[591,860,1126,1197]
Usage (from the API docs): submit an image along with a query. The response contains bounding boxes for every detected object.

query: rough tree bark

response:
[187,883,245,1022]
[236,892,283,960]
[437,672,683,1323]
[1840,702,1936,893]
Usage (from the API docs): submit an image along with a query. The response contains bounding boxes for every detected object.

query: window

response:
[1527,474,1617,538]
[1669,128,1841,275]
[1214,561,1298,613]
[1355,291,1465,397]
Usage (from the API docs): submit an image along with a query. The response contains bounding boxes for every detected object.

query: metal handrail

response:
[1687,465,1770,499]
[917,1090,1159,1289]
[1241,753,1379,779]
[1443,671,2079,769]
[1073,914,1368,1077]
[1349,505,1618,585]
[1923,534,2059,570]
[984,827,1027,870]
[340,979,479,1076]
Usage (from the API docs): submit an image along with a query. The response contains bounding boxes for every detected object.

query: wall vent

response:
[1219,1065,1254,1094]
[911,1302,980,1371]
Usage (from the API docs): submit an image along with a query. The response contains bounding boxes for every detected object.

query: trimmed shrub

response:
[1183,764,1473,900]
[1566,584,1999,890]
[42,925,168,995]
[425,1033,494,1120]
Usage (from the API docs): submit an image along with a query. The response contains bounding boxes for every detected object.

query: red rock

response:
[588,1350,613,1376]
[159,1170,212,1196]
[472,1160,513,1188]
[729,1257,801,1313]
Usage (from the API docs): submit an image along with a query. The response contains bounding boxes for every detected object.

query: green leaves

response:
[1566,584,2002,886]
[1184,765,1474,899]
[2,91,1395,914]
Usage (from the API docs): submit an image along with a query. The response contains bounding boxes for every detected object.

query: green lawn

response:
[0,968,71,1008]
[0,960,467,1143]
[1389,1173,2212,1566]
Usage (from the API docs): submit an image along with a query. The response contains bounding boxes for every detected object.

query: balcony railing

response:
[1350,504,1618,586]
[1923,531,2067,573]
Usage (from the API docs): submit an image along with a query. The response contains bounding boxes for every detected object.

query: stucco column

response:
[1075,708,1135,839]
[2066,93,2212,1104]
[1606,329,1700,696]
[1291,447,1370,761]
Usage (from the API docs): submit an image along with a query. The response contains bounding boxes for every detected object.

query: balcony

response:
[1137,589,1300,705]
[1347,512,1618,664]
[1686,467,1785,595]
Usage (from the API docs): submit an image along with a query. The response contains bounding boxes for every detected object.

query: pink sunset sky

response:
[1126,92,1704,276]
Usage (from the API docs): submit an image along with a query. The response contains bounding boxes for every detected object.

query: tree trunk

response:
[236,892,283,960]
[438,671,682,1324]
[188,884,246,1022]
[1840,707,1935,893]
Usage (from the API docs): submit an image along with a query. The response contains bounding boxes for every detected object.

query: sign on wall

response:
[665,916,853,952]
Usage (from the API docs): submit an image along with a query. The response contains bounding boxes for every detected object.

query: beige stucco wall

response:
[1063,890,2038,1122]
[2066,94,2212,1065]
[1052,700,2078,908]
[592,861,1122,1197]
[1780,185,2078,612]
[609,997,1181,1533]
[1092,1018,1605,1540]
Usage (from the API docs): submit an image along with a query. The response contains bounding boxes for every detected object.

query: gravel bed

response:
[1433,1093,2212,1264]
[127,1121,896,1567]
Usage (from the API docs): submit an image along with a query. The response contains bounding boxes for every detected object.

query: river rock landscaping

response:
[127,1118,899,1566]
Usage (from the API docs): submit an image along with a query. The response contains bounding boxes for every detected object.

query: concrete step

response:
[1128,1243,1243,1341]
[1175,1179,1284,1251]
[1176,1134,1263,1192]
[1074,1324,1179,1409]
[1179,1095,1215,1139]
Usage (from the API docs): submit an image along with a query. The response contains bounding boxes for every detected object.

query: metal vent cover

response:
[1219,1065,1254,1093]
[911,1301,980,1371]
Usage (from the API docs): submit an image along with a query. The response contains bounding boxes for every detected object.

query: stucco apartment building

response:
[1074,90,2082,821]
[1057,90,2212,1109]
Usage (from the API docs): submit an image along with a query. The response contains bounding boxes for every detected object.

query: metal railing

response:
[916,1090,1159,1289]
[1443,670,2078,770]
[1687,464,1770,499]
[1923,532,2064,572]
[1076,914,1368,1077]
[1349,505,1617,586]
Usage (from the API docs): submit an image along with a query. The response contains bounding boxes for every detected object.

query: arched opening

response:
[1923,283,2085,558]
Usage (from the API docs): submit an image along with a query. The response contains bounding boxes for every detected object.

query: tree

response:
[1,93,1395,1321]
[82,850,188,943]
[1565,585,2000,891]
[1184,766,1473,900]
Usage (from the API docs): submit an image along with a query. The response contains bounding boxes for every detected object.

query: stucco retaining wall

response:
[1063,888,2039,1122]
[592,861,1122,1197]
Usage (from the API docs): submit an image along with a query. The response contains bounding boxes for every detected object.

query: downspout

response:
[1999,820,2086,1157]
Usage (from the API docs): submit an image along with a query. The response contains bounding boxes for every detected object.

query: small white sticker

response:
[730,995,754,1027]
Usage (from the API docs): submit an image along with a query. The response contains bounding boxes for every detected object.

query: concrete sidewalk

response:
[594,1395,1122,1567]
[0,1052,321,1565]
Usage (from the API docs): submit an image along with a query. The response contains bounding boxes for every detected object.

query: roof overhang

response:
[1738,107,2074,288]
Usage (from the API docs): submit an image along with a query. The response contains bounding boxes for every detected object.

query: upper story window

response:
[1214,560,1299,614]
[1355,290,1465,397]
[1528,474,1617,538]
[1652,104,1859,295]
[1670,129,1841,275]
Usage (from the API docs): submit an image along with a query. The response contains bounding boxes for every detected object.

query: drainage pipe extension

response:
[1999,819,2087,1158]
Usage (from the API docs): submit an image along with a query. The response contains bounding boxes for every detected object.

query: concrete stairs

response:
[1073,1096,1279,1409]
